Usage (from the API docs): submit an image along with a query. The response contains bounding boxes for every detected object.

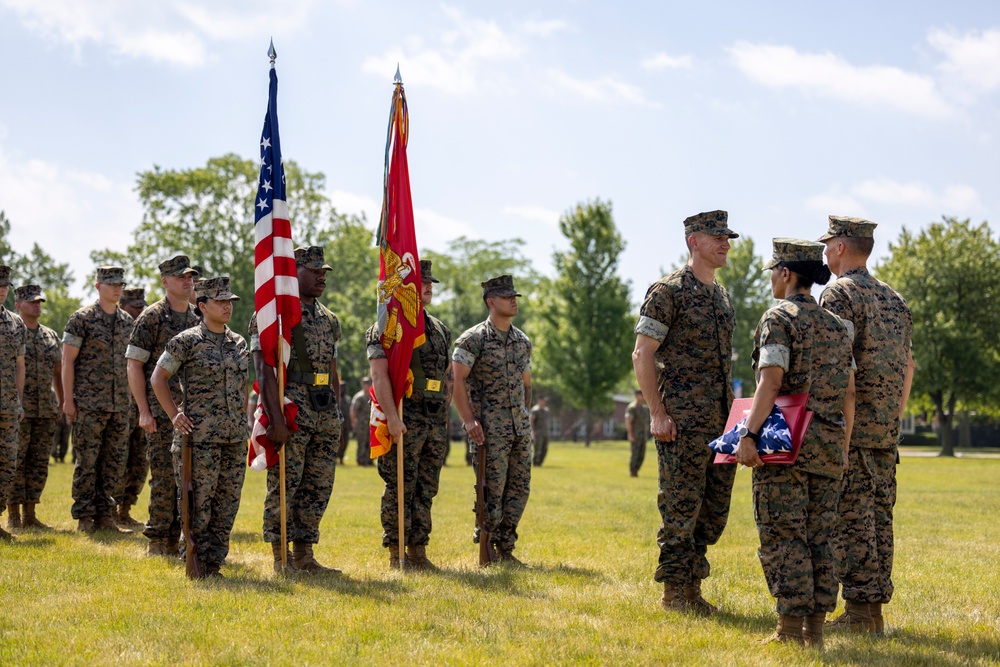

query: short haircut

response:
[842,236,874,257]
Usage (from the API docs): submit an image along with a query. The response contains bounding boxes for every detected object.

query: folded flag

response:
[708,405,793,456]
[248,384,300,472]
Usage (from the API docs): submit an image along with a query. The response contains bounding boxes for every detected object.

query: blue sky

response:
[2,1,999,301]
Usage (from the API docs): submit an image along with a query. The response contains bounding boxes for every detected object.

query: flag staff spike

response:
[268,38,277,66]
[394,63,402,85]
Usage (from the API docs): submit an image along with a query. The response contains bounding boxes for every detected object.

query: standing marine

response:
[625,389,651,477]
[117,286,148,530]
[0,265,26,541]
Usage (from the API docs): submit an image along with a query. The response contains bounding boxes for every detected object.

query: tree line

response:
[2,154,997,454]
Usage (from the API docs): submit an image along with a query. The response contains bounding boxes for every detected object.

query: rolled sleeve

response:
[452,347,477,368]
[634,315,669,342]
[758,344,790,372]
[125,344,151,363]
[62,332,84,348]
[249,333,261,352]
[156,350,182,376]
[367,343,386,360]
[17,345,26,356]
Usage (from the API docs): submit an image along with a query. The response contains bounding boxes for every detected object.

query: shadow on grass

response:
[711,609,776,634]
[230,530,264,545]
[820,627,1000,666]
[290,571,407,602]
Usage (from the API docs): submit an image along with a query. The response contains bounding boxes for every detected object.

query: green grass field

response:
[2,440,998,666]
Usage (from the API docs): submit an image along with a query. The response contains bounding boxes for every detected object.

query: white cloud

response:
[0,147,140,294]
[929,27,1000,101]
[641,51,694,71]
[520,19,568,37]
[503,205,560,228]
[547,68,656,106]
[0,0,318,67]
[414,207,475,250]
[329,189,380,226]
[729,42,953,118]
[807,179,981,214]
[361,6,522,94]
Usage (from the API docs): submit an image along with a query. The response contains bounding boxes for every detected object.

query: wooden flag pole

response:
[277,333,288,570]
[397,398,405,569]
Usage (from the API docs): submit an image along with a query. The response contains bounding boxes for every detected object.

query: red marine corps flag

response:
[369,67,425,459]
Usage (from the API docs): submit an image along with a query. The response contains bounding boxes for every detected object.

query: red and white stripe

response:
[254,198,301,368]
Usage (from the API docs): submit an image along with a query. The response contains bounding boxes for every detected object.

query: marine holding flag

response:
[249,246,343,575]
[367,259,452,570]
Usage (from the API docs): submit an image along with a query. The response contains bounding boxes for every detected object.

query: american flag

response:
[254,60,300,368]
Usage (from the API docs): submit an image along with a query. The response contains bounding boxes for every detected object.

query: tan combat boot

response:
[660,582,687,612]
[292,542,341,575]
[115,503,143,530]
[827,600,876,634]
[388,544,401,570]
[94,515,132,534]
[77,517,95,533]
[761,614,805,646]
[5,503,20,530]
[496,547,528,568]
[684,579,719,616]
[21,503,52,530]
[146,538,170,556]
[406,544,439,571]
[803,611,826,650]
[0,524,15,541]
[271,541,294,573]
[870,602,885,636]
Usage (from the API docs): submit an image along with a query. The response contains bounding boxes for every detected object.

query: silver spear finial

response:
[394,63,402,84]
[268,38,277,64]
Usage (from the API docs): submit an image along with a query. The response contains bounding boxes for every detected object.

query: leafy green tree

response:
[0,211,82,328]
[876,217,1000,456]
[533,199,634,446]
[423,237,540,335]
[716,238,773,394]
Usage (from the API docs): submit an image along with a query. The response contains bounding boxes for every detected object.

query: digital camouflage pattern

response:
[165,316,248,571]
[637,265,737,586]
[820,267,911,451]
[21,324,60,418]
[752,293,854,480]
[817,216,877,242]
[126,298,198,541]
[95,266,126,284]
[683,210,739,238]
[762,238,826,270]
[368,311,452,547]
[753,468,840,616]
[635,265,735,434]
[530,404,550,466]
[453,318,533,552]
[820,265,911,605]
[12,323,62,505]
[70,409,130,520]
[351,389,372,463]
[63,301,133,412]
[625,399,650,475]
[0,305,27,417]
[750,291,854,616]
[169,441,246,570]
[119,401,148,508]
[0,304,25,510]
[158,323,250,444]
[250,301,343,545]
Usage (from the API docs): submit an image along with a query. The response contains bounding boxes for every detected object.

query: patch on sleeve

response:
[62,332,83,349]
[125,344,151,363]
[634,315,669,342]
[156,350,182,376]
[758,344,790,372]
[452,347,477,368]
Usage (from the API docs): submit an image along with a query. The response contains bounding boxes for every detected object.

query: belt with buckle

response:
[424,379,442,392]
[287,371,331,387]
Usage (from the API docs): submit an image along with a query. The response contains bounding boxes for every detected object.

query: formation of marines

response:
[0,209,915,652]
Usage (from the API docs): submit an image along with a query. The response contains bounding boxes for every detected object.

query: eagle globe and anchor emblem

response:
[377,246,421,349]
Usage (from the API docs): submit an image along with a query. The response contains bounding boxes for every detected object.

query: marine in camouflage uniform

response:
[736,239,854,647]
[453,275,533,565]
[368,259,452,569]
[819,217,914,634]
[625,390,650,477]
[152,276,248,578]
[0,265,27,540]
[62,266,133,533]
[632,211,738,614]
[126,255,199,555]
[250,246,343,574]
[350,379,373,466]
[10,285,62,531]
[117,287,148,530]
[529,397,551,467]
